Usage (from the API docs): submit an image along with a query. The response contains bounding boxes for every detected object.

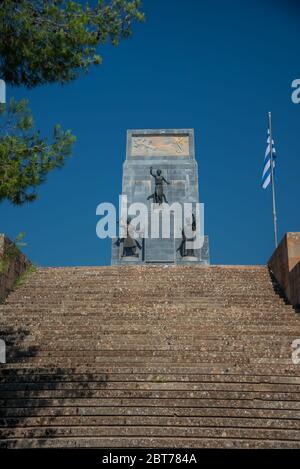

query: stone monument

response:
[111,129,210,265]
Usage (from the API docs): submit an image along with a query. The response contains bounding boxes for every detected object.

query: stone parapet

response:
[268,232,300,307]
[0,234,31,303]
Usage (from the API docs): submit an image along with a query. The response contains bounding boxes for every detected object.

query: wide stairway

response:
[0,265,300,448]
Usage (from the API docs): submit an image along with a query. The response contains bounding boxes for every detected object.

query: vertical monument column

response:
[111,129,210,265]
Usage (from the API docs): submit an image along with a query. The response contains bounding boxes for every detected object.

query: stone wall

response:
[290,261,300,307]
[0,234,31,303]
[268,232,300,307]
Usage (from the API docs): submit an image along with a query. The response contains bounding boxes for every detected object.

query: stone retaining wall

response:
[268,232,300,307]
[0,234,31,303]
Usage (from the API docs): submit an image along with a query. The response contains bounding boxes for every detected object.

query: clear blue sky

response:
[1,0,300,266]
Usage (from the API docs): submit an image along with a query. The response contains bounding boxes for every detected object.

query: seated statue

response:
[115,218,141,257]
[177,214,197,257]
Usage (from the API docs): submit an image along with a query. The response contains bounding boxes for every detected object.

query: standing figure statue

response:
[147,167,170,205]
[177,213,197,258]
[115,218,141,258]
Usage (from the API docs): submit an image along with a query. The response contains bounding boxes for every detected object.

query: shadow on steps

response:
[0,366,108,448]
[268,268,300,315]
[0,326,38,363]
[268,269,290,306]
[0,326,60,448]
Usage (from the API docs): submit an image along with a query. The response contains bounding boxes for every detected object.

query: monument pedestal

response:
[121,256,140,262]
[111,129,210,265]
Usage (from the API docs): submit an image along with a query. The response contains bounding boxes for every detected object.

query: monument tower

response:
[112,129,210,265]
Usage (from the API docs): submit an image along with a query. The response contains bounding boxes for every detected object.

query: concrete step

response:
[2,363,299,374]
[2,380,299,392]
[1,406,299,419]
[1,370,300,384]
[2,396,300,410]
[2,388,300,401]
[1,425,300,441]
[1,415,300,430]
[4,339,297,353]
[1,436,299,449]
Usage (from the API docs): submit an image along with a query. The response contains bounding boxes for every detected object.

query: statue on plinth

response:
[115,218,141,258]
[147,167,170,205]
[177,213,197,258]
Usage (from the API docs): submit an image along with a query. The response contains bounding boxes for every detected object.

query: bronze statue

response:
[115,218,141,257]
[147,167,170,205]
[177,213,197,257]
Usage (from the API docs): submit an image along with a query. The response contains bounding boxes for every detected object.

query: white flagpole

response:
[268,111,278,248]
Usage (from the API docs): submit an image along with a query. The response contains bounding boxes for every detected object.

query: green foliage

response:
[0,1,143,207]
[0,99,76,204]
[13,263,37,288]
[0,232,36,292]
[0,0,144,88]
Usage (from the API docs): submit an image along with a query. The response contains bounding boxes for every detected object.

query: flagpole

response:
[268,111,278,248]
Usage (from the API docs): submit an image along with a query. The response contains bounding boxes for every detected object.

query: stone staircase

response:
[0,265,300,448]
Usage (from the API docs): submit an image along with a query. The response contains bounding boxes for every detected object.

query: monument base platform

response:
[112,235,210,265]
[120,256,140,263]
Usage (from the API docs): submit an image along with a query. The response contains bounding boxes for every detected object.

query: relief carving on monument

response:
[131,135,189,157]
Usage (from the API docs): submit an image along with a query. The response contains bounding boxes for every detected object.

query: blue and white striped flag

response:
[261,130,276,189]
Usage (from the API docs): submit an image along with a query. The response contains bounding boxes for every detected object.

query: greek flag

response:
[261,130,276,189]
